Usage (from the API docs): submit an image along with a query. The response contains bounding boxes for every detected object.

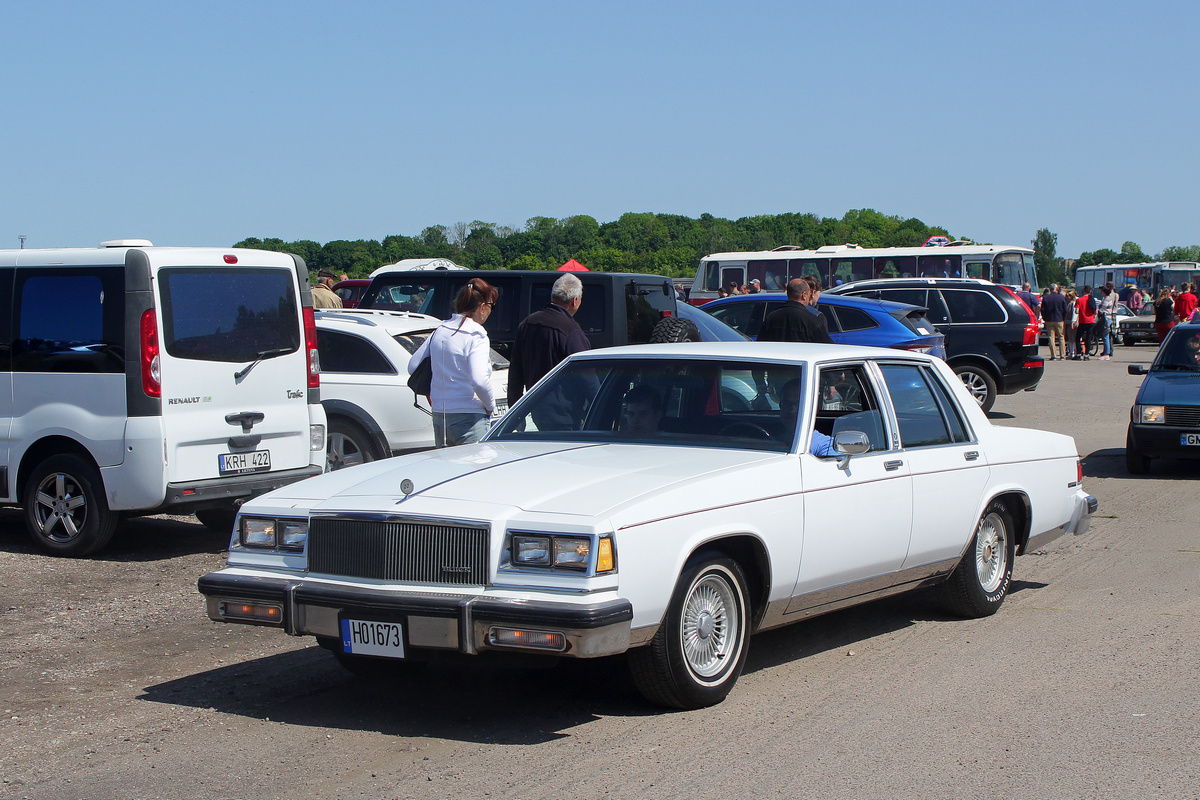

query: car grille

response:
[307,516,489,585]
[1165,406,1200,428]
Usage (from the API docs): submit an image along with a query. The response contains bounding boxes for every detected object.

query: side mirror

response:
[833,430,871,470]
[1128,364,1147,375]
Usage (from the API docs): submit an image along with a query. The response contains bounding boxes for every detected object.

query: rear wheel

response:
[953,364,998,412]
[629,554,750,709]
[939,500,1014,617]
[327,418,378,471]
[650,317,701,343]
[1125,428,1151,474]
[23,454,118,557]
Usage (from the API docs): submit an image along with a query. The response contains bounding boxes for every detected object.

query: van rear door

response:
[155,259,313,484]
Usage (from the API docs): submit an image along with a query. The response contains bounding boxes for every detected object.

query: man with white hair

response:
[508,273,591,422]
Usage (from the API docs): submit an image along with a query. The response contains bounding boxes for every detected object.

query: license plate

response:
[1181,434,1200,446]
[218,450,271,475]
[341,619,405,658]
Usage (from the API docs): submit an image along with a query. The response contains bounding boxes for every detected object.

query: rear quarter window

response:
[939,289,1006,324]
[13,268,125,373]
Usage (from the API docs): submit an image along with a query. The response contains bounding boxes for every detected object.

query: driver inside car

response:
[778,379,835,456]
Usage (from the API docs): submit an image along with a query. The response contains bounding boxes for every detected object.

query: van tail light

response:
[303,306,320,389]
[1000,285,1040,346]
[140,309,161,397]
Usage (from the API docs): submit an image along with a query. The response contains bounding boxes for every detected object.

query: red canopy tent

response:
[557,258,589,272]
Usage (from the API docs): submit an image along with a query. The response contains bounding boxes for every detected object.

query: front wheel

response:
[23,454,118,557]
[628,554,750,709]
[953,365,998,412]
[938,500,1014,618]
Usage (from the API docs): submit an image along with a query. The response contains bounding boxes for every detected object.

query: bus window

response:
[918,254,961,278]
[830,257,872,286]
[964,261,988,280]
[874,256,915,278]
[721,267,745,293]
[789,258,828,287]
[704,261,720,291]
[1022,253,1039,290]
[749,259,787,291]
[994,252,1024,286]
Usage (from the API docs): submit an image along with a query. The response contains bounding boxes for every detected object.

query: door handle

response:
[964,451,980,461]
[884,460,903,471]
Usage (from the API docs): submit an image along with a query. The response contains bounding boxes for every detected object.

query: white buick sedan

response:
[200,342,1096,709]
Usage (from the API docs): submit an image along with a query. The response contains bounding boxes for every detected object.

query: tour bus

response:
[1074,262,1200,298]
[688,242,1038,304]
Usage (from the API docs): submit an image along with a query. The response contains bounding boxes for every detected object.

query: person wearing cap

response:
[312,269,343,309]
[747,279,761,294]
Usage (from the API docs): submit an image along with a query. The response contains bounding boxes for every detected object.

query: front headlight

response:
[507,533,615,573]
[1138,405,1166,424]
[239,516,308,551]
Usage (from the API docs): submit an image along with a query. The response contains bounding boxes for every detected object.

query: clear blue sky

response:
[4,0,1197,259]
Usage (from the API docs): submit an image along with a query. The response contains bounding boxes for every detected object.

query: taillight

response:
[140,309,160,397]
[1000,286,1040,346]
[1077,460,1084,485]
[303,306,320,389]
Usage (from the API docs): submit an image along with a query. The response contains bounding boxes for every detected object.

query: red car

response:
[332,279,371,308]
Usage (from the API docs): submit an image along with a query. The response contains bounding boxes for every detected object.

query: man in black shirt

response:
[508,273,592,429]
[758,279,834,344]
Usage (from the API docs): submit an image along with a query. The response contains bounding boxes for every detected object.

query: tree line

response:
[233,212,1199,287]
[234,209,954,279]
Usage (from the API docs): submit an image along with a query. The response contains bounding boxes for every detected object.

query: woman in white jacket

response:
[408,278,498,446]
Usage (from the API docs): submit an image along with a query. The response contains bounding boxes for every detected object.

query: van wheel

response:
[327,419,378,471]
[196,506,238,533]
[24,454,118,557]
[650,317,701,343]
[953,364,997,412]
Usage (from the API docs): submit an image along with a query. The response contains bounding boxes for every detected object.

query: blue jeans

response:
[433,411,489,447]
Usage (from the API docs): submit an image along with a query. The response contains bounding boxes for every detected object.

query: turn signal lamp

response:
[221,601,282,623]
[489,627,566,651]
[597,537,615,573]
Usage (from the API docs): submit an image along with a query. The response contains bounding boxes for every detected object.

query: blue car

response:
[699,292,947,359]
[1125,323,1200,473]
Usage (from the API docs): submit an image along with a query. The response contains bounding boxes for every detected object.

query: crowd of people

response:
[1039,279,1198,362]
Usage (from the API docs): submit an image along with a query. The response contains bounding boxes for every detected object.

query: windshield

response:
[159,268,300,363]
[489,357,803,452]
[1153,329,1200,372]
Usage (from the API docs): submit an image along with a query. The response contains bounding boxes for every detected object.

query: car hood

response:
[268,441,779,519]
[1137,372,1200,405]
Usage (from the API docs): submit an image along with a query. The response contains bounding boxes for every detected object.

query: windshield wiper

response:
[234,347,292,382]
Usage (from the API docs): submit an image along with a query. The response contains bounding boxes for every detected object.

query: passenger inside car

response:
[619,385,664,437]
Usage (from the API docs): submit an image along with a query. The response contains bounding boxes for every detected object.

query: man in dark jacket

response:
[508,273,591,429]
[1040,283,1069,361]
[758,279,834,344]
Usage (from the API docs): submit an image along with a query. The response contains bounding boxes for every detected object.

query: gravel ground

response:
[2,344,1198,800]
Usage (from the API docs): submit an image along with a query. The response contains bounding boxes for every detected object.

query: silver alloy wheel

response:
[327,430,368,471]
[959,372,989,405]
[680,571,741,680]
[33,472,88,543]
[975,511,1009,594]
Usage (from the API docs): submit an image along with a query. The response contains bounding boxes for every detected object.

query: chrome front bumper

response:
[198,571,633,658]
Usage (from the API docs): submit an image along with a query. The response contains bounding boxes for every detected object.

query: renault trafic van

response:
[0,241,327,556]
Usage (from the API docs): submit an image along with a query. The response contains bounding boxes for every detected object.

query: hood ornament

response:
[400,479,415,495]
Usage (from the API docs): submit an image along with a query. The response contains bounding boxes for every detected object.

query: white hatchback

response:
[315,309,508,469]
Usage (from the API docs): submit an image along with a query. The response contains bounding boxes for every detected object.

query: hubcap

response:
[34,473,87,543]
[681,572,741,680]
[975,512,1008,593]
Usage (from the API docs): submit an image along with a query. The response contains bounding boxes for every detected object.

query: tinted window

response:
[317,330,395,374]
[530,283,607,337]
[626,280,675,344]
[706,302,756,336]
[833,306,877,332]
[940,289,1006,324]
[159,268,299,363]
[14,268,125,373]
[879,364,953,447]
[874,256,915,278]
[918,254,961,277]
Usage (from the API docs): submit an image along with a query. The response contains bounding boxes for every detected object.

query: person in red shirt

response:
[1174,283,1197,322]
[1074,286,1097,360]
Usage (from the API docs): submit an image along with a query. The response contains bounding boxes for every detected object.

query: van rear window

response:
[159,268,300,363]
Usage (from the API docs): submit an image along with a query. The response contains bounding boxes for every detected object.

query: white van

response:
[0,241,327,556]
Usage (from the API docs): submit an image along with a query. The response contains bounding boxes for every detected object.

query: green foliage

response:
[1032,228,1063,286]
[1160,245,1200,261]
[234,208,969,279]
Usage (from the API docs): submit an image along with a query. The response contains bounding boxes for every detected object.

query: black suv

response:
[827,278,1043,411]
[358,270,702,358]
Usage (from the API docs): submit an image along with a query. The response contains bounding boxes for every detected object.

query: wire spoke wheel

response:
[974,511,1008,594]
[681,574,739,680]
